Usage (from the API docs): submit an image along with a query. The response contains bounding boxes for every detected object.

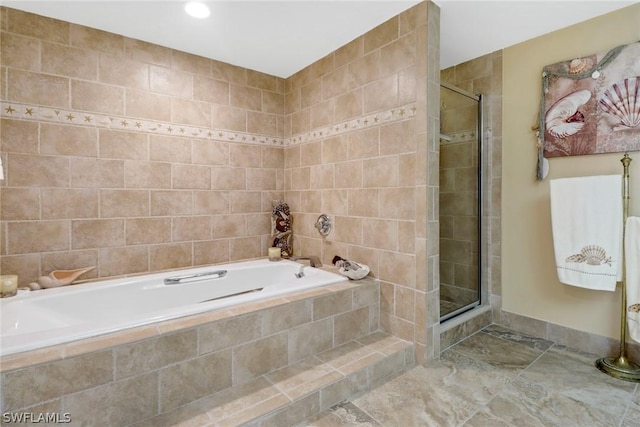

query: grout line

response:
[514,341,553,381]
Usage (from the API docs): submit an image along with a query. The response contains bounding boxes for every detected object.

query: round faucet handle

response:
[315,214,332,236]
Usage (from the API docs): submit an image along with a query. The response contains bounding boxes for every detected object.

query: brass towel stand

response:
[596,153,640,382]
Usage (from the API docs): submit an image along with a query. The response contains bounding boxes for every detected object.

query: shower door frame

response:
[439,82,484,323]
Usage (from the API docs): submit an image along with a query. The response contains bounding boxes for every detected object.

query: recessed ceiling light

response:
[184,2,210,19]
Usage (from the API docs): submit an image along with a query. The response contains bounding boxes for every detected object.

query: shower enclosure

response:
[439,82,482,321]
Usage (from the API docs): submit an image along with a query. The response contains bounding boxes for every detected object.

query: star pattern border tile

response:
[440,129,477,144]
[1,102,417,148]
[285,103,417,146]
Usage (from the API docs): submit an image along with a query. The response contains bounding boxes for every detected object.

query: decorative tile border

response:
[1,101,417,148]
[286,102,417,146]
[1,102,284,146]
[439,130,477,145]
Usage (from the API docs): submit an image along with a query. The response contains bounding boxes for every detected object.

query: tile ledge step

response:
[134,331,414,427]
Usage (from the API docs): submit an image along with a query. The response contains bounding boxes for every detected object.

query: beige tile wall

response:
[0,7,285,286]
[283,2,437,362]
[0,2,442,363]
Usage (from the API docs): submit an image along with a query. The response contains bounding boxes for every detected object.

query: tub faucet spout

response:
[291,256,321,278]
[290,256,321,268]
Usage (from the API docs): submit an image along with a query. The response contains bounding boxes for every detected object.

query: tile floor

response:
[298,324,640,427]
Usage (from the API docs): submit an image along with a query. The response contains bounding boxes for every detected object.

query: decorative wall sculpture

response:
[271,200,292,258]
[537,41,640,180]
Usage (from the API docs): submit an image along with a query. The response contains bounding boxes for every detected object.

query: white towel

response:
[549,175,622,291]
[626,217,640,343]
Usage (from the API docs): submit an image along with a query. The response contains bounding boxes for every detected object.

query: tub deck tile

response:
[226,296,290,317]
[325,281,363,292]
[283,287,332,302]
[265,357,336,394]
[378,339,417,356]
[0,344,66,373]
[213,394,290,427]
[355,330,406,351]
[314,341,371,369]
[65,324,161,358]
[156,308,235,334]
[337,352,387,377]
[131,397,213,427]
[204,377,282,420]
[135,332,414,427]
[284,371,345,402]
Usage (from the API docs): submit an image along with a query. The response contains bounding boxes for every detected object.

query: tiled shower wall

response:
[283,2,439,361]
[0,7,286,286]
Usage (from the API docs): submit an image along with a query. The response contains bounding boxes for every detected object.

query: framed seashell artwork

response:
[537,41,640,179]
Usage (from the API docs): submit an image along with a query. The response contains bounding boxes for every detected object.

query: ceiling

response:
[3,0,638,78]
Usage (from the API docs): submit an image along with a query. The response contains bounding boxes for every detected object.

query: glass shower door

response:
[439,83,482,321]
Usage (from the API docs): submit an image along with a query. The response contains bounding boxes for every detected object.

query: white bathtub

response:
[0,259,347,356]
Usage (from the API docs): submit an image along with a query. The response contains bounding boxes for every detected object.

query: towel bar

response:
[596,153,640,382]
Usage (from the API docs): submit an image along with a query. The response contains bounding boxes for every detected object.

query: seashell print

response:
[599,77,640,129]
[565,253,587,263]
[565,245,612,266]
[568,57,594,74]
[545,90,592,138]
[581,245,612,265]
